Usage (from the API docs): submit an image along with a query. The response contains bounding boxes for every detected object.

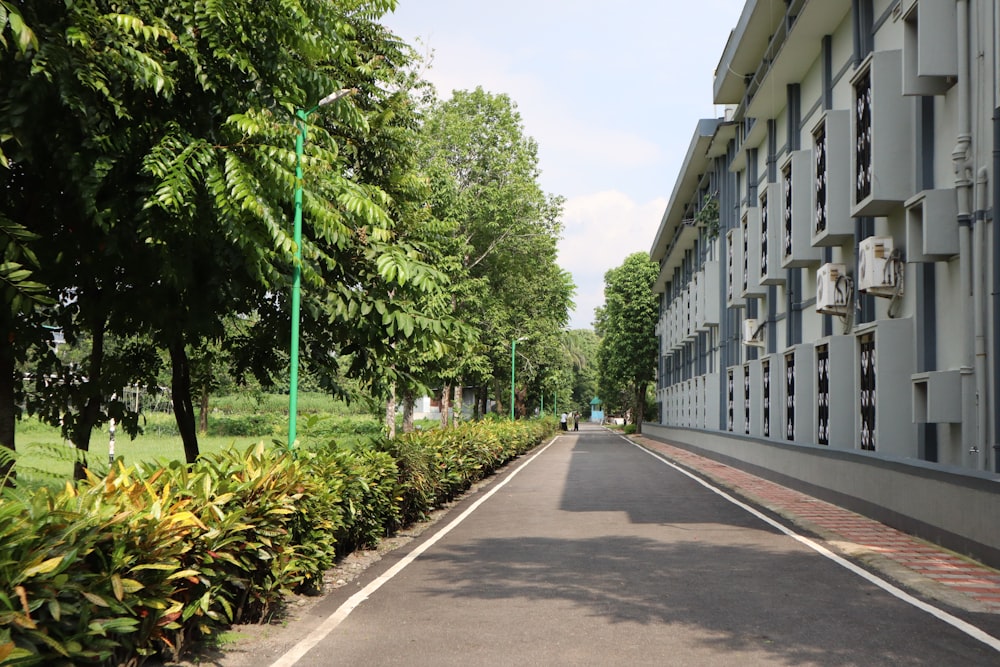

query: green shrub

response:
[0,418,559,665]
[205,414,281,438]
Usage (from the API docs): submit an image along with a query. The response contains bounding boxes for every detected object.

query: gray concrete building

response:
[648,0,1000,565]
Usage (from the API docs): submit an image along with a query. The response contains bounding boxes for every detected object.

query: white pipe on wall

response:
[975,166,989,471]
[954,0,977,464]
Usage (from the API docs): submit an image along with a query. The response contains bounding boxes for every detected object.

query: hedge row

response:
[0,418,557,665]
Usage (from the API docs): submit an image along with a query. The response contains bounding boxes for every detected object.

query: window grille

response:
[783,164,794,260]
[817,344,830,445]
[785,352,795,441]
[854,69,873,204]
[763,360,771,438]
[860,333,876,450]
[759,191,769,279]
[814,121,827,235]
[727,237,735,303]
[727,368,735,432]
[742,214,750,295]
[744,365,751,435]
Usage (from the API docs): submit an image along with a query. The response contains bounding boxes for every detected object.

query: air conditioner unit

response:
[858,236,901,297]
[742,318,765,348]
[816,263,851,315]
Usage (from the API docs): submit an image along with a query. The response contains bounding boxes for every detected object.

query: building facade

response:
[649,0,1000,564]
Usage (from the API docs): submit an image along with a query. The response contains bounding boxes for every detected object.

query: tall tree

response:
[595,252,658,433]
[1,0,457,468]
[417,87,572,417]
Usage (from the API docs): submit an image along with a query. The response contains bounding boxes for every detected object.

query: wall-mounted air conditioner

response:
[742,318,764,348]
[816,263,851,315]
[857,236,901,297]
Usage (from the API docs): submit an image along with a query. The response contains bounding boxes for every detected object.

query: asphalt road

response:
[263,424,1000,666]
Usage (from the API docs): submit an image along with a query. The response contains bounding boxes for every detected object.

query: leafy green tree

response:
[417,87,572,418]
[565,328,600,415]
[595,252,658,433]
[1,0,457,470]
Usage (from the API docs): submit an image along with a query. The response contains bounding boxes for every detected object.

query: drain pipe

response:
[954,0,977,464]
[975,167,989,471]
[994,0,1000,473]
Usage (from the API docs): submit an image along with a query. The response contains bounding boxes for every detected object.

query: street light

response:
[510,336,527,420]
[288,88,356,451]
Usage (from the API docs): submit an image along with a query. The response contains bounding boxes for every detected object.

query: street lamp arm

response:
[307,87,358,115]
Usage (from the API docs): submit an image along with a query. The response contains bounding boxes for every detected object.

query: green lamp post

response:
[288,88,354,451]
[510,336,526,420]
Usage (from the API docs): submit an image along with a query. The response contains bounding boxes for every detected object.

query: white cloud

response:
[385,0,748,328]
[558,191,667,329]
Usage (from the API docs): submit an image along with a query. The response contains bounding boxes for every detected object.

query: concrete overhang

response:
[713,0,787,105]
[650,118,723,292]
[745,0,852,119]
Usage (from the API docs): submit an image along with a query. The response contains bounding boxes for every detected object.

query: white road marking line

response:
[625,435,1000,653]
[269,435,562,667]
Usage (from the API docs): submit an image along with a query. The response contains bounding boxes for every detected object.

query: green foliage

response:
[415,87,573,414]
[1,0,459,464]
[595,253,659,428]
[694,192,720,239]
[0,418,557,664]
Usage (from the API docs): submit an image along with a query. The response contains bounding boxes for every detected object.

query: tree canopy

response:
[415,87,574,419]
[0,2,589,476]
[0,0,459,466]
[595,252,658,432]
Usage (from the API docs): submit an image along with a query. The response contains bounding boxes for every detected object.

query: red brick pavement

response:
[631,435,1000,612]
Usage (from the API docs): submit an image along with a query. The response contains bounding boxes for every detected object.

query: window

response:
[814,121,828,236]
[763,360,771,438]
[744,365,751,435]
[760,190,769,279]
[727,368,735,432]
[817,344,830,445]
[859,333,876,450]
[785,352,796,441]
[854,68,873,204]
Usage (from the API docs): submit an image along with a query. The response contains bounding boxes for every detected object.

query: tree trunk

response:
[169,337,200,464]
[72,320,106,480]
[452,383,461,427]
[198,385,210,434]
[402,392,414,433]
[493,377,504,418]
[385,383,396,439]
[634,383,646,434]
[0,335,15,484]
[439,382,450,428]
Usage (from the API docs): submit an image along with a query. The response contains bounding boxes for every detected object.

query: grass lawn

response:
[10,392,386,489]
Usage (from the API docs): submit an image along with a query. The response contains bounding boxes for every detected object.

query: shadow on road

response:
[415,533,991,664]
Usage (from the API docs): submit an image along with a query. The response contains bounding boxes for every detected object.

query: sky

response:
[383,1,746,329]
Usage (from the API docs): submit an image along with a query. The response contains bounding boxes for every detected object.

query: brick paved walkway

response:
[631,435,1000,613]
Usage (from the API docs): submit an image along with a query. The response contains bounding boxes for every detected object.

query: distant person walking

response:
[560,412,568,431]
[573,412,579,431]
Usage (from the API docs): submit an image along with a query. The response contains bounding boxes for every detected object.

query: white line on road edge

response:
[624,435,1000,654]
[270,435,562,667]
